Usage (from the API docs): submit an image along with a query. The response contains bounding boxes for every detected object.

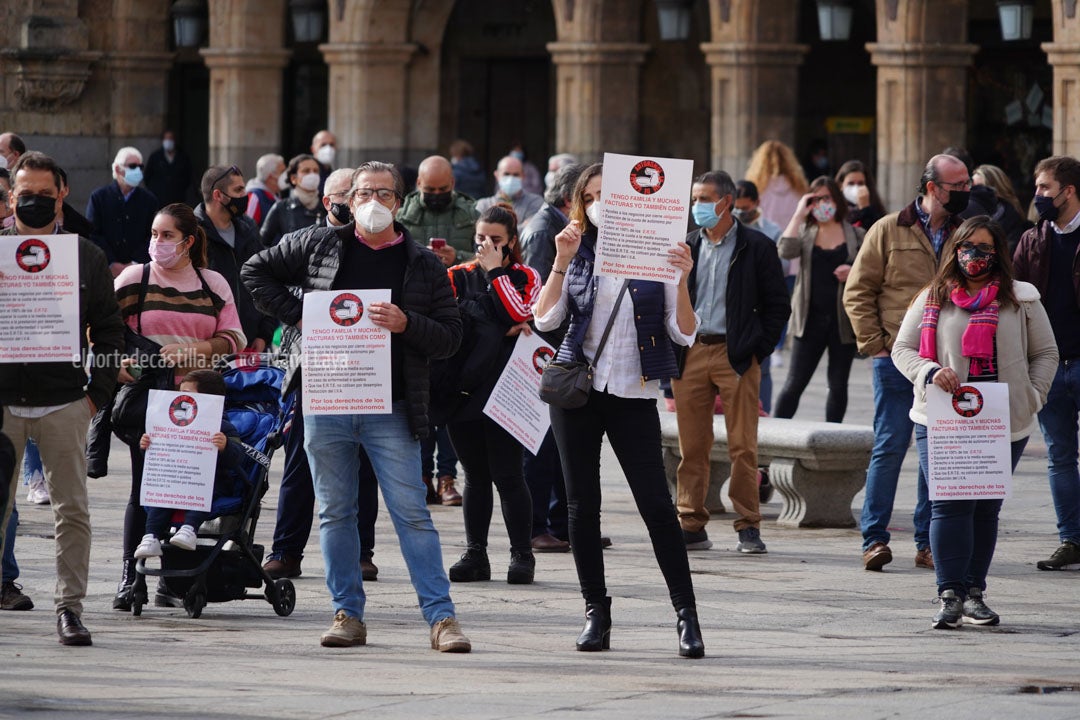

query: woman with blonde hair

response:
[745,140,809,229]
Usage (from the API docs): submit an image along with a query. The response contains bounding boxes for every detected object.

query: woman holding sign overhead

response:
[435,205,542,585]
[532,163,704,658]
[111,203,245,610]
[892,215,1056,630]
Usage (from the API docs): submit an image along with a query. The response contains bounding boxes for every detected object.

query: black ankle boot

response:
[112,559,135,611]
[576,596,611,651]
[676,607,705,658]
[448,547,490,582]
[507,550,535,585]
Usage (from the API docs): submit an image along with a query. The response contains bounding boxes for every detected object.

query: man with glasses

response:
[86,146,161,277]
[242,161,471,652]
[195,165,276,354]
[844,153,970,571]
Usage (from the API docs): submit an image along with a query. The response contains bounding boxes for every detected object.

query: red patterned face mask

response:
[956,243,996,279]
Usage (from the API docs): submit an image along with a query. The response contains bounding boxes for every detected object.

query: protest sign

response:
[483,332,555,455]
[926,383,1012,500]
[0,234,80,363]
[141,389,226,512]
[301,289,392,415]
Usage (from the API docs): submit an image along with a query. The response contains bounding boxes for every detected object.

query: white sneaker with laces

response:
[134,534,162,558]
[25,470,50,505]
[170,525,198,551]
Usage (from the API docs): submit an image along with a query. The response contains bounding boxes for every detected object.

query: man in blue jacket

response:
[86,146,161,276]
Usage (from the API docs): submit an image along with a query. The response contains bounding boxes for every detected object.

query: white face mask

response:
[842,184,862,205]
[298,173,320,192]
[162,139,175,153]
[544,171,556,189]
[277,171,289,191]
[1,155,9,171]
[586,202,602,228]
[355,200,395,234]
[315,145,336,166]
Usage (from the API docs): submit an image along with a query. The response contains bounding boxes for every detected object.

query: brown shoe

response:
[423,474,439,504]
[263,555,302,579]
[361,557,379,581]
[531,533,571,553]
[438,475,462,506]
[430,616,471,653]
[862,542,892,571]
[915,547,935,569]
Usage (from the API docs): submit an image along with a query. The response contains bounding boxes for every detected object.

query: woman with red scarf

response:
[893,216,1057,630]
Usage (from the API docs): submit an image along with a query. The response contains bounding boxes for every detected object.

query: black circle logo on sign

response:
[952,385,984,418]
[169,394,199,427]
[16,238,50,273]
[329,293,364,327]
[532,347,554,375]
[629,160,666,195]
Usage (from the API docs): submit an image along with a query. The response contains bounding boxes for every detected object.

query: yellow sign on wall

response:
[826,117,875,134]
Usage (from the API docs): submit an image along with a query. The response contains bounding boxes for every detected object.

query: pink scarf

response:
[918,280,1000,376]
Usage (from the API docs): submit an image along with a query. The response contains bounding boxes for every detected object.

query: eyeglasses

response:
[125,163,144,170]
[353,188,397,202]
[959,241,995,253]
[937,179,973,191]
[210,165,240,191]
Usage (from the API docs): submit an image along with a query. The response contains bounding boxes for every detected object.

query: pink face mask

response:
[1,215,13,229]
[148,239,187,268]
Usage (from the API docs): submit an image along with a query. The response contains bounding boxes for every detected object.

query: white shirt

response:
[534,275,698,399]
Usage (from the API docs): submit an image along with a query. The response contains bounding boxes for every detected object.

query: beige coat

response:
[778,221,864,344]
[892,281,1059,441]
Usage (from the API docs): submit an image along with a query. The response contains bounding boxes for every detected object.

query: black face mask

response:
[329,201,352,225]
[422,191,453,212]
[15,194,58,229]
[222,192,249,217]
[942,189,970,215]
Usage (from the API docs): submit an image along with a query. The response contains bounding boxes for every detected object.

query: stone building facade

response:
[2,0,1078,211]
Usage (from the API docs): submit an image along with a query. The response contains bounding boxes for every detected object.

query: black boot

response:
[448,547,490,582]
[676,607,705,658]
[507,550,535,585]
[576,596,611,651]
[112,559,135,611]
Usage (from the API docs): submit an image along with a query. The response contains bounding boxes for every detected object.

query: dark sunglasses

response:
[210,165,240,190]
[125,162,144,170]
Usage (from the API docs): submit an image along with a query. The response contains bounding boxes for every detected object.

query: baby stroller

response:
[127,353,295,618]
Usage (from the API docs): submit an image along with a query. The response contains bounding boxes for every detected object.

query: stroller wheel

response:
[184,589,206,619]
[271,579,295,617]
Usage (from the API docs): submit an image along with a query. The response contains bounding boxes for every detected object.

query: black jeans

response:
[773,314,856,423]
[523,431,568,540]
[549,389,695,610]
[447,417,532,554]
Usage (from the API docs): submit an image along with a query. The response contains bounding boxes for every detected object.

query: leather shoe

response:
[915,547,935,569]
[57,609,92,646]
[361,557,379,581]
[862,542,892,571]
[676,607,705,658]
[438,475,462,506]
[530,533,570,553]
[263,554,302,579]
[422,474,439,505]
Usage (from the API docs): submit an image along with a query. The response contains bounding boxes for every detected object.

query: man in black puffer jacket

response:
[242,161,472,653]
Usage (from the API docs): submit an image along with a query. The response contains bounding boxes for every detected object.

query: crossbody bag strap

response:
[590,280,630,367]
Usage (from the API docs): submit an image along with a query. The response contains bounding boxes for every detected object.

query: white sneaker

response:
[134,534,162,558]
[771,354,784,369]
[25,470,50,505]
[170,524,197,551]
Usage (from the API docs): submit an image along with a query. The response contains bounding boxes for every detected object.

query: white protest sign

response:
[0,234,81,363]
[926,383,1011,500]
[301,289,392,415]
[141,389,225,512]
[483,332,555,455]
[593,153,694,284]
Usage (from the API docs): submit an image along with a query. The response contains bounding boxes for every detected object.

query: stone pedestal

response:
[546,42,650,162]
[700,41,807,176]
[101,51,175,139]
[320,43,416,167]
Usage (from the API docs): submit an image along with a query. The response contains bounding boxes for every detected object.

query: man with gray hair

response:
[544,152,578,190]
[476,155,543,224]
[522,163,584,282]
[245,153,286,228]
[85,146,161,276]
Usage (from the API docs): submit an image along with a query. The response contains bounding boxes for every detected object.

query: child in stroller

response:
[127,355,294,618]
[134,370,244,558]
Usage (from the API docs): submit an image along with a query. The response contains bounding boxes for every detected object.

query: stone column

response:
[700,42,808,176]
[319,43,416,167]
[546,42,650,162]
[865,43,977,210]
[102,51,175,141]
[1042,2,1080,158]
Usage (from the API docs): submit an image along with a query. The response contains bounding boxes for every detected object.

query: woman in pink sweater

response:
[111,203,246,610]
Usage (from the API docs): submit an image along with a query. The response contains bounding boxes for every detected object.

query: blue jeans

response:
[860,356,931,551]
[916,425,1027,595]
[421,424,458,479]
[304,403,454,625]
[1037,360,1080,545]
[759,354,773,415]
[2,440,42,582]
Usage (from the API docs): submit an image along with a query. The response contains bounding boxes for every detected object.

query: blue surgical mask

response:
[499,175,523,197]
[124,166,143,187]
[692,201,722,229]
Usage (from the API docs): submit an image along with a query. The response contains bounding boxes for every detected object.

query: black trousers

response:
[447,417,532,554]
[773,313,856,423]
[549,389,695,610]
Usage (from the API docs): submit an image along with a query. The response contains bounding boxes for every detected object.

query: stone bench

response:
[659,413,874,528]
